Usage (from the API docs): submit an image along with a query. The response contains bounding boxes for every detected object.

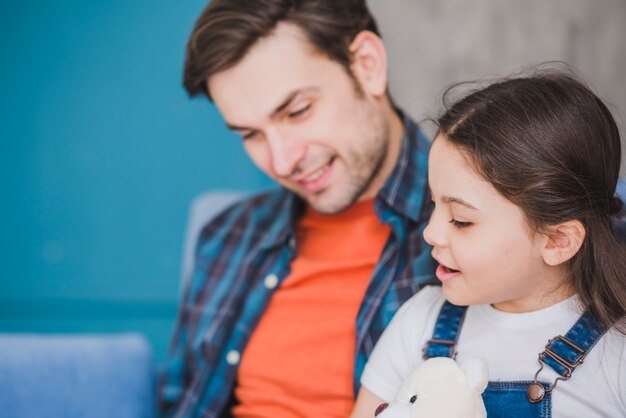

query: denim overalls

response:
[422,302,608,417]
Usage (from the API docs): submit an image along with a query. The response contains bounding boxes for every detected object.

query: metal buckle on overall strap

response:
[527,336,585,403]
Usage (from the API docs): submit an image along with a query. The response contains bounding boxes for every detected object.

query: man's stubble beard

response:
[306,110,391,215]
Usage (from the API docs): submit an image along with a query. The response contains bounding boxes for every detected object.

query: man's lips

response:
[296,158,335,193]
[293,158,334,182]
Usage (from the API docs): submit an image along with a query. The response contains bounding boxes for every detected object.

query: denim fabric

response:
[423,301,607,417]
[539,312,608,379]
[483,381,552,418]
[422,301,467,359]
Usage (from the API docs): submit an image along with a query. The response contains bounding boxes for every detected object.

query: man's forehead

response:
[208,23,321,92]
[208,24,338,124]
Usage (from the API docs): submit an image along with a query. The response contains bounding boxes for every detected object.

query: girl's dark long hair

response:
[437,70,626,331]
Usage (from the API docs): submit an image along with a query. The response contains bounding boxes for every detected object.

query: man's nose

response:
[266,127,306,177]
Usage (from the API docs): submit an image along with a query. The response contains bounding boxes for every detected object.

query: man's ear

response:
[541,220,586,266]
[348,30,388,97]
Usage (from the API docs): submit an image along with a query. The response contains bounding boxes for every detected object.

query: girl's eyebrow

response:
[442,195,479,210]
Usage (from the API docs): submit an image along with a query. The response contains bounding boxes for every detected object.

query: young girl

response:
[351,72,626,418]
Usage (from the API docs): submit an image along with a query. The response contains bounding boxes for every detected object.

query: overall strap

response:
[538,310,609,379]
[422,301,468,359]
[527,310,610,404]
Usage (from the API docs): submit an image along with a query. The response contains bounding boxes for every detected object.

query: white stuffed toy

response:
[374,357,488,418]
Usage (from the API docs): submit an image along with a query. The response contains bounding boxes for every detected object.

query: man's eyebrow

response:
[225,87,318,132]
[270,91,299,117]
[442,195,479,210]
[225,122,250,132]
[270,87,318,117]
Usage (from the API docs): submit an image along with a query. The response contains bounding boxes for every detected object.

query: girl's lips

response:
[436,264,461,283]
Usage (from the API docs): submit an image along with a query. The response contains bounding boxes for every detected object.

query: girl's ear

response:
[349,30,388,98]
[541,220,586,266]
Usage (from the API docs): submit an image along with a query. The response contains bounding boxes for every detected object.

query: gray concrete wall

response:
[370,0,626,173]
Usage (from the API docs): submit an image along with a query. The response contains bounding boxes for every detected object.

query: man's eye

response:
[242,131,259,140]
[288,104,311,119]
[449,218,472,228]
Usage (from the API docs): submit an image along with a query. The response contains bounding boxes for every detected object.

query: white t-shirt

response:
[361,286,626,418]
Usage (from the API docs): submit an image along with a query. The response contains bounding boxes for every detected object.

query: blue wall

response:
[0,0,273,362]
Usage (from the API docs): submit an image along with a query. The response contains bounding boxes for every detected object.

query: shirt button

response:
[226,350,240,365]
[264,274,279,289]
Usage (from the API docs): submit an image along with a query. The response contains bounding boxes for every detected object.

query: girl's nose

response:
[423,210,446,248]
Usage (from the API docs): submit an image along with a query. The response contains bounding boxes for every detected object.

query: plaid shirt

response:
[158,114,437,418]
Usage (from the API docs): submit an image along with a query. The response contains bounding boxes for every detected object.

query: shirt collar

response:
[376,112,431,223]
[259,190,304,250]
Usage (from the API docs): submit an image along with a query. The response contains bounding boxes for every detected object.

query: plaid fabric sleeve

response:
[156,190,294,417]
[156,198,251,416]
[157,236,208,416]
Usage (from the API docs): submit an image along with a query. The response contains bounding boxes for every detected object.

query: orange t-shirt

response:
[232,198,391,418]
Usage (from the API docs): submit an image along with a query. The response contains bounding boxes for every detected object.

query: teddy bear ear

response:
[460,358,489,394]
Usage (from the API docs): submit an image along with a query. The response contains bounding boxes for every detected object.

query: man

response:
[159,1,436,416]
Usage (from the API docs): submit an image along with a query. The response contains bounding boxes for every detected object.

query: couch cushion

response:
[0,333,155,418]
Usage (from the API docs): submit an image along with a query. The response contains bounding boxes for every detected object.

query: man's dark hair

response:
[183,0,380,100]
[437,70,626,332]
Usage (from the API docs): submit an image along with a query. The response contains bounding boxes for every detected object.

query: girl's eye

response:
[288,104,311,119]
[449,218,472,229]
[409,395,418,404]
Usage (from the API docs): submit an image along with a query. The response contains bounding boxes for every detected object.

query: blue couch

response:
[0,333,156,418]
